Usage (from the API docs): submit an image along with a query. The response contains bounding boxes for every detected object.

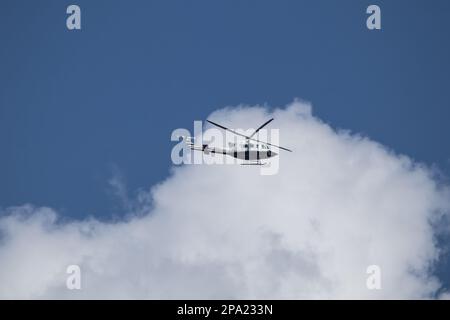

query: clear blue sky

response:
[1,0,450,286]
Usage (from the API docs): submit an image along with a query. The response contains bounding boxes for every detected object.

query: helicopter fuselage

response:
[220,148,277,160]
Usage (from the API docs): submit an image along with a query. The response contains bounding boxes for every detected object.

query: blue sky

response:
[1,0,450,294]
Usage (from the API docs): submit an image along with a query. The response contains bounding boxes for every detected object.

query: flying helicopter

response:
[183,118,292,165]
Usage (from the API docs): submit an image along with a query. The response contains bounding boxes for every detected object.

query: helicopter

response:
[183,118,292,165]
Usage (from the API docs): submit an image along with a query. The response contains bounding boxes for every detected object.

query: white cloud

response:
[0,100,449,299]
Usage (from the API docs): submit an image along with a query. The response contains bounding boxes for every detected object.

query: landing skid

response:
[241,161,266,166]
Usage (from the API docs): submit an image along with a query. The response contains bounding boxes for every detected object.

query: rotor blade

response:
[248,137,293,152]
[206,120,251,140]
[207,119,292,152]
[248,118,274,139]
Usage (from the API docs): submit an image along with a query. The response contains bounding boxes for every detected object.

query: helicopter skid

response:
[241,161,266,166]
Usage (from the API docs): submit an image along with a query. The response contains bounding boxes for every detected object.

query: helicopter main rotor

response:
[206,119,292,152]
